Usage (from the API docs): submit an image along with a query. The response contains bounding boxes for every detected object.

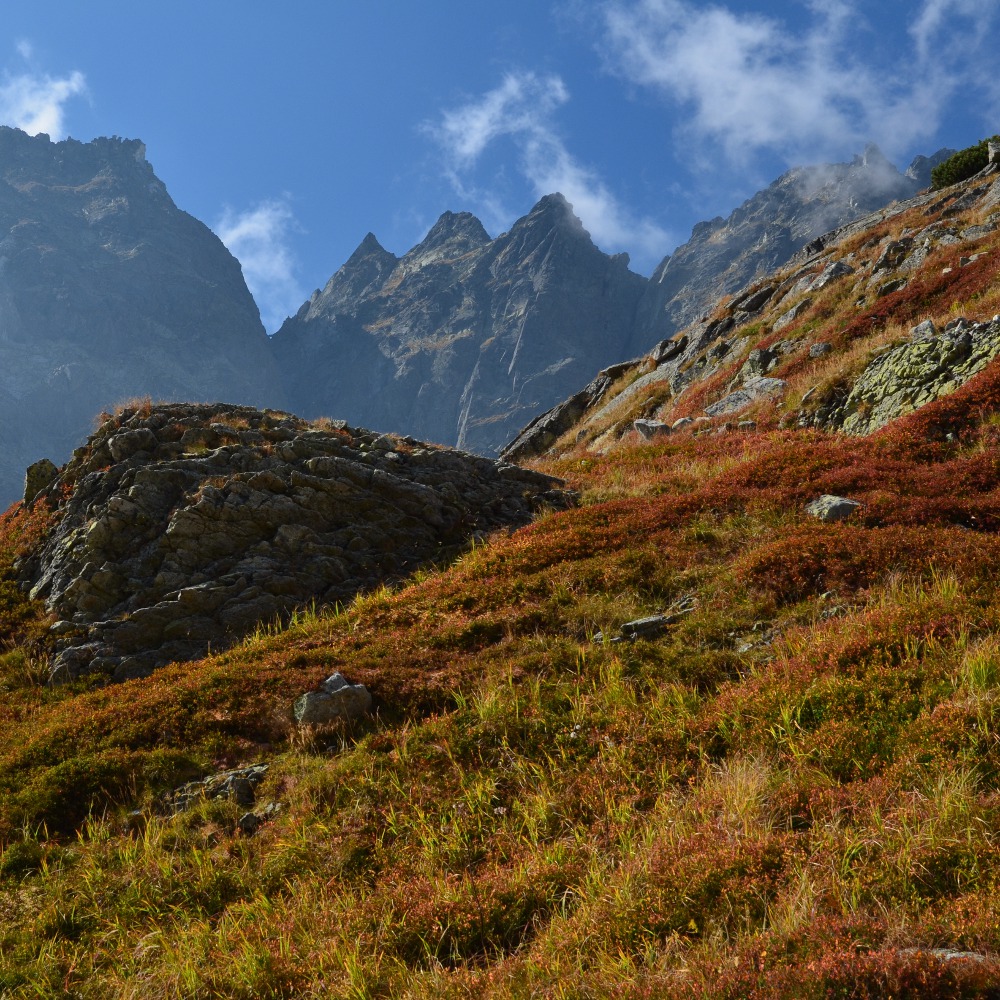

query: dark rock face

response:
[272,194,648,456]
[633,146,931,352]
[18,402,571,682]
[0,127,283,506]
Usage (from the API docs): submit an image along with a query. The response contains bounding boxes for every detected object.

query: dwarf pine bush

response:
[931,134,1000,189]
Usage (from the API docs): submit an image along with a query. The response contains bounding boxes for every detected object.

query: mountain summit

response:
[0,127,283,502]
[272,194,647,455]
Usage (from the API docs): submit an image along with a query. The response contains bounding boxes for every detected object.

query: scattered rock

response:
[772,298,812,332]
[740,347,779,381]
[671,417,694,431]
[632,419,672,441]
[293,673,373,725]
[876,278,907,298]
[705,377,787,417]
[809,343,833,359]
[593,599,696,644]
[808,260,855,291]
[166,764,269,814]
[238,802,282,836]
[805,495,862,522]
[23,459,58,505]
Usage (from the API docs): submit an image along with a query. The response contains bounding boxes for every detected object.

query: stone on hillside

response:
[633,419,671,440]
[671,417,694,431]
[809,343,833,359]
[826,317,1000,435]
[705,377,787,417]
[740,347,778,381]
[24,458,59,505]
[805,495,861,522]
[876,278,908,298]
[808,260,855,291]
[773,298,812,332]
[294,673,372,725]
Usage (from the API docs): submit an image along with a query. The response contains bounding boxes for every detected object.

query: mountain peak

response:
[345,231,393,265]
[408,211,491,263]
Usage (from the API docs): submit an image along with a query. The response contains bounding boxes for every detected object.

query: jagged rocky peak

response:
[0,126,160,193]
[906,147,958,188]
[631,146,928,351]
[299,231,399,321]
[412,210,491,258]
[270,190,648,458]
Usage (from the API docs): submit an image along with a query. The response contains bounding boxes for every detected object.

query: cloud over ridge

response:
[216,198,305,334]
[429,70,670,270]
[0,65,86,140]
[601,0,998,164]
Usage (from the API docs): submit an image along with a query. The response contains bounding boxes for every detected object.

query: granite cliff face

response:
[272,194,648,456]
[0,127,283,505]
[632,146,953,351]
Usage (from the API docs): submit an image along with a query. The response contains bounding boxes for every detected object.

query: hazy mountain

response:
[0,127,283,504]
[632,145,953,352]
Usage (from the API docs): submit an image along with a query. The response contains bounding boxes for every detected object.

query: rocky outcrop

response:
[0,127,284,507]
[17,402,572,682]
[822,317,1000,435]
[272,195,649,457]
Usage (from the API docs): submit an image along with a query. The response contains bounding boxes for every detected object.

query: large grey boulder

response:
[829,317,1000,435]
[293,673,372,725]
[705,377,787,417]
[805,495,861,522]
[23,458,58,505]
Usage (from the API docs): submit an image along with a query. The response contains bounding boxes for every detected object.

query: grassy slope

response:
[2,195,1000,997]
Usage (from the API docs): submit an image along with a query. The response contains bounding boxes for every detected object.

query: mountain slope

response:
[631,145,953,353]
[272,194,648,455]
[2,149,1000,998]
[0,127,284,505]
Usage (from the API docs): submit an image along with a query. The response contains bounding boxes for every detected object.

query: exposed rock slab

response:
[829,317,1000,435]
[17,402,573,682]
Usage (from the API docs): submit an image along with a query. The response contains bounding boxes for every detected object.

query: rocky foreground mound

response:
[16,403,572,682]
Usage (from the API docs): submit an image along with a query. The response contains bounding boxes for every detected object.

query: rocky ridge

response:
[271,194,647,458]
[631,145,953,352]
[504,156,1000,462]
[17,402,571,682]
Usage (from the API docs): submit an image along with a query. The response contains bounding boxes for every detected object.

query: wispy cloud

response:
[0,41,86,139]
[429,71,669,268]
[215,198,305,334]
[601,0,999,163]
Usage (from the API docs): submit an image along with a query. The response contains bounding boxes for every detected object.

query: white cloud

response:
[601,0,998,163]
[215,198,305,334]
[429,71,669,267]
[0,67,86,139]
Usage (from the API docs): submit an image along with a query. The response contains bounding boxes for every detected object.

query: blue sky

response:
[2,1,998,331]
